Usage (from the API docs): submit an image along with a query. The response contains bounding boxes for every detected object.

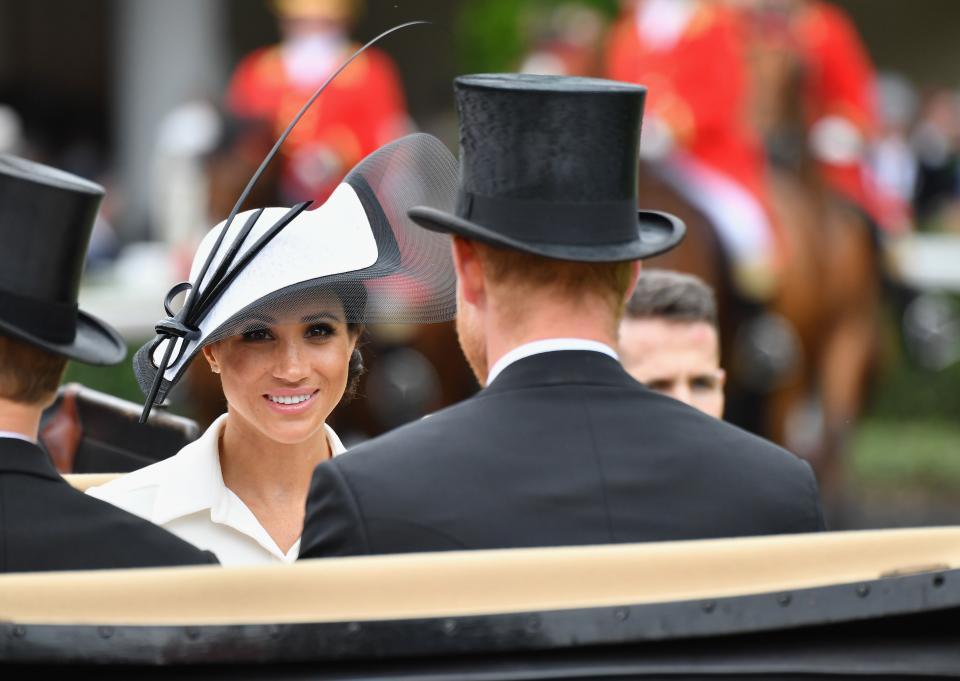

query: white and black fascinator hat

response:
[135,23,456,421]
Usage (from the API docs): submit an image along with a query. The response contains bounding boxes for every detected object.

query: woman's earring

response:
[211,365,220,374]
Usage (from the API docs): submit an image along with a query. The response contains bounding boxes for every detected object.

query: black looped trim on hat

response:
[0,288,77,343]
[163,281,194,317]
[456,191,639,246]
[154,315,200,342]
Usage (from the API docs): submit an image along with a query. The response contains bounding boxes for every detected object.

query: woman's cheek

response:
[316,344,348,381]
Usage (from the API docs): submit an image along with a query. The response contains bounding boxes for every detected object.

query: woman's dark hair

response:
[334,279,368,403]
[344,323,365,402]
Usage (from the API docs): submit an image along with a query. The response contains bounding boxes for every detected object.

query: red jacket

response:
[792,2,905,229]
[228,45,408,202]
[794,2,876,136]
[605,3,767,201]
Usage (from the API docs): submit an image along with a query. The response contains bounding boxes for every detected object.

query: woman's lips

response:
[262,389,320,413]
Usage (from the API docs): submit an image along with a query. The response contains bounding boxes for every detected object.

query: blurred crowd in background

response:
[2,1,959,255]
[0,0,958,523]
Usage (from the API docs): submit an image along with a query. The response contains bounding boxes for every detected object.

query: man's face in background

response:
[619,317,726,419]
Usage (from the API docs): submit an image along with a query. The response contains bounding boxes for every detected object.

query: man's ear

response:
[452,237,486,307]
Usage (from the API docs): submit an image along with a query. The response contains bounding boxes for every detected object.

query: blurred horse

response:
[751,36,882,507]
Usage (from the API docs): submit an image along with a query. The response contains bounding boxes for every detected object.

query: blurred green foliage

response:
[62,342,147,406]
[61,338,196,419]
[866,355,960,421]
[457,0,619,73]
[852,419,960,495]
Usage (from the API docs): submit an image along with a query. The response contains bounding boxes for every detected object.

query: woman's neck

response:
[218,410,332,553]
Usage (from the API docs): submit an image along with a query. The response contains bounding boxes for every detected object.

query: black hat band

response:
[0,289,78,344]
[457,191,640,247]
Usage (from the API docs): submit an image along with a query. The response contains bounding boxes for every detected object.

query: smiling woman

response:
[86,133,459,565]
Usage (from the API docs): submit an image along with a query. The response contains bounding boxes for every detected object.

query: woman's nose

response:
[273,340,309,382]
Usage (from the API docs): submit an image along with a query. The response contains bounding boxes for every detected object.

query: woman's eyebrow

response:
[245,313,276,324]
[301,311,343,323]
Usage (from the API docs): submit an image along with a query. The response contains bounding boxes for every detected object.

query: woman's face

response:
[202,295,357,446]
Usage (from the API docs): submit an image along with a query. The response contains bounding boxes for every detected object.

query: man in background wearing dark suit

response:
[300,74,824,558]
[0,155,217,571]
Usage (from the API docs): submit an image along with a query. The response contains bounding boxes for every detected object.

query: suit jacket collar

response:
[486,339,618,385]
[0,437,61,481]
[483,350,638,394]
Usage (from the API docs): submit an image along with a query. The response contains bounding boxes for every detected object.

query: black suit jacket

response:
[0,437,218,572]
[301,351,824,558]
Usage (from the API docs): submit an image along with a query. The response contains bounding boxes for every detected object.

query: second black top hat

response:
[409,73,685,262]
[0,155,125,365]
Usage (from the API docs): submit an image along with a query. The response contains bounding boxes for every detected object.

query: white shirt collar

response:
[152,414,347,548]
[0,430,36,444]
[486,338,619,386]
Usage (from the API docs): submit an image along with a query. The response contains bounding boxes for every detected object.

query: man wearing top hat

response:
[300,74,824,558]
[0,155,217,571]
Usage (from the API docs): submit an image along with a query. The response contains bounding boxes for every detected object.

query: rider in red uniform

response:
[227,0,409,203]
[606,0,780,299]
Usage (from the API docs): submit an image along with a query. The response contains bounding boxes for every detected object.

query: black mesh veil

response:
[134,133,458,407]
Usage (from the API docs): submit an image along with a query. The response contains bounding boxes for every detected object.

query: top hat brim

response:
[408,206,685,263]
[0,309,126,366]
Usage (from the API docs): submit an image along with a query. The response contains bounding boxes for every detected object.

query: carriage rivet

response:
[346,622,361,635]
[701,601,716,614]
[856,584,870,598]
[98,626,114,639]
[11,625,25,638]
[186,627,201,640]
[614,607,630,621]
[777,593,792,607]
[443,619,458,635]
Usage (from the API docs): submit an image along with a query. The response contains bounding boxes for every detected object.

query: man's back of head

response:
[452,241,639,383]
[0,334,68,436]
[408,74,685,385]
[620,269,726,418]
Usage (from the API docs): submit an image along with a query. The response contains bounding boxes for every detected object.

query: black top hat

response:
[0,155,126,365]
[409,73,685,262]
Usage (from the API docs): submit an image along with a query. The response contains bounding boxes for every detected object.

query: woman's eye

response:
[306,323,335,338]
[241,328,272,342]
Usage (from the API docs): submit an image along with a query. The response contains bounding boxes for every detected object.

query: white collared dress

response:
[87,414,346,566]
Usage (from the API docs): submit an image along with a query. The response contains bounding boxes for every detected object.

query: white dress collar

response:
[486,338,619,386]
[151,414,346,561]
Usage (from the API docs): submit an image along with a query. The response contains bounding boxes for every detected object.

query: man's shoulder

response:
[339,398,481,467]
[332,380,814,489]
[649,395,812,472]
[9,473,215,565]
